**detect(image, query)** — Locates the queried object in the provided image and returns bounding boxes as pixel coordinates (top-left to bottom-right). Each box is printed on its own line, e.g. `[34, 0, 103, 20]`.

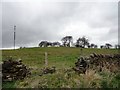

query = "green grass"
[1, 47, 120, 88]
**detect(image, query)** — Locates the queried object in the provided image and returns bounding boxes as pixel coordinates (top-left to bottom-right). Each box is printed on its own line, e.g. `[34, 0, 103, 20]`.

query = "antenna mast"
[14, 25, 16, 50]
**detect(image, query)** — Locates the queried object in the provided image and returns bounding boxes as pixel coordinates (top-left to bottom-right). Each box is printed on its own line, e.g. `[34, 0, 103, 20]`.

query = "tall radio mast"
[14, 25, 16, 50]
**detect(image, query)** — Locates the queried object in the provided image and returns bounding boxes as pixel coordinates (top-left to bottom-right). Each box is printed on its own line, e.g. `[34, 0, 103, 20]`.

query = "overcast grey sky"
[2, 0, 118, 48]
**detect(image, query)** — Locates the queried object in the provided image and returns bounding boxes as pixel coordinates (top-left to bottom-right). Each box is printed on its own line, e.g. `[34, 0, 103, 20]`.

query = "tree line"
[38, 36, 120, 49]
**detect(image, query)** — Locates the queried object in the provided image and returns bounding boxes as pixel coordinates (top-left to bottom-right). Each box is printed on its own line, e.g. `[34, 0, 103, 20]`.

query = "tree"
[90, 43, 95, 48]
[94, 45, 98, 48]
[76, 37, 82, 47]
[86, 43, 91, 48]
[100, 45, 105, 49]
[52, 42, 61, 47]
[39, 41, 47, 47]
[90, 43, 97, 48]
[76, 36, 89, 48]
[39, 41, 52, 47]
[61, 36, 73, 47]
[105, 43, 112, 49]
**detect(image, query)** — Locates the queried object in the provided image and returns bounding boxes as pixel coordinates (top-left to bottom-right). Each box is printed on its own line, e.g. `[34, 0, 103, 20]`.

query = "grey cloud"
[98, 27, 118, 47]
[2, 2, 118, 48]
[2, 2, 80, 48]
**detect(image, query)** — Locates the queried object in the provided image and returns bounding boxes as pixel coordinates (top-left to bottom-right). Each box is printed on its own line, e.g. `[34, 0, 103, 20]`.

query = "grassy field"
[2, 47, 120, 88]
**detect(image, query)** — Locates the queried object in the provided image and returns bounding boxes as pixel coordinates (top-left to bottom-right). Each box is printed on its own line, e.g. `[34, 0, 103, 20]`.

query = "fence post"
[45, 52, 48, 66]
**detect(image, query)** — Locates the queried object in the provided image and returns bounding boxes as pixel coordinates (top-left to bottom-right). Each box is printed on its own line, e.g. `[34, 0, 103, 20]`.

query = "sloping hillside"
[2, 47, 120, 88]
